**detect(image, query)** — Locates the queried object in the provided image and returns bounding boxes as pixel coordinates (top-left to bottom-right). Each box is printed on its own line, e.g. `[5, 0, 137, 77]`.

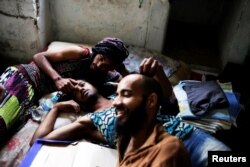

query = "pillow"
[124, 46, 180, 77]
[174, 81, 233, 133]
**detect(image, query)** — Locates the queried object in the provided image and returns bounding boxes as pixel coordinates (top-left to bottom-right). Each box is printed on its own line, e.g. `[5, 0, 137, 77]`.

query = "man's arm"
[30, 100, 107, 146]
[30, 100, 81, 145]
[33, 46, 89, 93]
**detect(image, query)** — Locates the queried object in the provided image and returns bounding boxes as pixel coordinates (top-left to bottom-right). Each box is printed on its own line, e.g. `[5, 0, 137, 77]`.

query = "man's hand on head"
[55, 78, 78, 94]
[139, 57, 163, 77]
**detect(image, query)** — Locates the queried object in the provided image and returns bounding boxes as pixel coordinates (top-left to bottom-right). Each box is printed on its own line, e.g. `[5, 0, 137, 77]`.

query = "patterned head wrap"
[92, 37, 129, 65]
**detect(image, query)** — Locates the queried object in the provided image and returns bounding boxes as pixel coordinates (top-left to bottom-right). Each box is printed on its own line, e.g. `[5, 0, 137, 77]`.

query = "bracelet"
[53, 77, 62, 81]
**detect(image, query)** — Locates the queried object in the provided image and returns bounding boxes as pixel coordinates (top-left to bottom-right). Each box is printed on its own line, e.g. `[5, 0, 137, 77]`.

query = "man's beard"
[116, 97, 148, 137]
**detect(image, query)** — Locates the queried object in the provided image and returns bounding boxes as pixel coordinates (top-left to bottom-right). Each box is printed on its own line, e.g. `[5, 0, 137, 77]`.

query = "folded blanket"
[182, 80, 228, 116]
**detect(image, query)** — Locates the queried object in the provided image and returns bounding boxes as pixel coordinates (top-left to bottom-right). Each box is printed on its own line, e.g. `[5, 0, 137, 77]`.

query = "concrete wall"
[219, 0, 250, 65]
[0, 0, 169, 65]
[169, 0, 250, 66]
[0, 0, 249, 67]
[49, 0, 169, 51]
[37, 0, 52, 52]
[0, 0, 40, 63]
[170, 0, 224, 26]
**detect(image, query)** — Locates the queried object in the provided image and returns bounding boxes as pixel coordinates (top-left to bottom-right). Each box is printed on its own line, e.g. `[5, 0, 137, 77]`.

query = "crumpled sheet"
[125, 46, 181, 77]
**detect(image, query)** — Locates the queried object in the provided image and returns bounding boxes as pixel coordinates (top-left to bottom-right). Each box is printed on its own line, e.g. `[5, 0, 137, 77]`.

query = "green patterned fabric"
[0, 66, 35, 141]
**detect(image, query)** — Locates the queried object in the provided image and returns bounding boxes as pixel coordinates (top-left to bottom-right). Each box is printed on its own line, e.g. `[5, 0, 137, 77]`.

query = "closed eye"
[77, 81, 85, 87]
[120, 90, 132, 97]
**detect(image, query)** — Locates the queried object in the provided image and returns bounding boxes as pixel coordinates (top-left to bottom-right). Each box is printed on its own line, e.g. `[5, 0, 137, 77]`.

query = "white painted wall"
[49, 0, 169, 52]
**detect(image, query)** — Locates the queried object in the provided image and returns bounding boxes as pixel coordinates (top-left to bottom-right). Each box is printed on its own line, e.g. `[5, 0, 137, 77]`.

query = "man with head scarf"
[32, 37, 129, 96]
[92, 37, 129, 68]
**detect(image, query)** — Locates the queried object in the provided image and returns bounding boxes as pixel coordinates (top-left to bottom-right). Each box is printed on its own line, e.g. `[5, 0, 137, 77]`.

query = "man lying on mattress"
[30, 57, 231, 167]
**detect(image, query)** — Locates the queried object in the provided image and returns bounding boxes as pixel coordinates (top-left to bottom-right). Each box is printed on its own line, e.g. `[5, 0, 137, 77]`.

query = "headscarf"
[92, 37, 129, 65]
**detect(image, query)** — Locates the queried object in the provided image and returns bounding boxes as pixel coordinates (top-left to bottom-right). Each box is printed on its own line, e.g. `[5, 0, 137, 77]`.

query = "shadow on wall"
[0, 56, 23, 74]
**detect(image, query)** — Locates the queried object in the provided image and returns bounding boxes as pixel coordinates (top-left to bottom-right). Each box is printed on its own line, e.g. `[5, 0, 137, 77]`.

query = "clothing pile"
[174, 80, 242, 133]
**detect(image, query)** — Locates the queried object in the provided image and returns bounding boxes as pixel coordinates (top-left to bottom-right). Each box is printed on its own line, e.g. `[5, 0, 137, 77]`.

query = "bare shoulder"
[45, 45, 87, 60]
[58, 45, 85, 53]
